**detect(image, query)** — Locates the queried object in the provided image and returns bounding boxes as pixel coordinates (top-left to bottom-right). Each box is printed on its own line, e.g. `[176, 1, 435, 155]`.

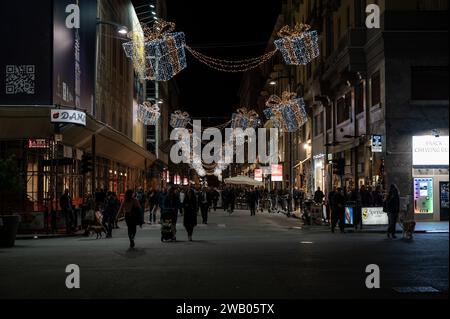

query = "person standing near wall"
[385, 184, 400, 239]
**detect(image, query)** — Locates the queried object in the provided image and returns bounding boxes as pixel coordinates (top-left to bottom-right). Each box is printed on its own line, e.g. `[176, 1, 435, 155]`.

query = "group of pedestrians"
[326, 184, 400, 238]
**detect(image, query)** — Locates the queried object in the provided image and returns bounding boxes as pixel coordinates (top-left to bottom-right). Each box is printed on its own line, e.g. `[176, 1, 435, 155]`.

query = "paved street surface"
[0, 210, 448, 299]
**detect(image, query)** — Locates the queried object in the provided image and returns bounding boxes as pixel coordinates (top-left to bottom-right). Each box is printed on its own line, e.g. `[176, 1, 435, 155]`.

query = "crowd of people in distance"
[59, 181, 401, 248]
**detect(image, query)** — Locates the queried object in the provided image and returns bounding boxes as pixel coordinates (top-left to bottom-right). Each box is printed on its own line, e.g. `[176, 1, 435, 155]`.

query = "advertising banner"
[345, 207, 354, 225]
[254, 169, 263, 182]
[362, 207, 388, 225]
[271, 164, 283, 182]
[53, 0, 97, 112]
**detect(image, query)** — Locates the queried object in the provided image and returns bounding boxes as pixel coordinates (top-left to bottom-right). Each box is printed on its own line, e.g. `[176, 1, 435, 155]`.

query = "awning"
[224, 175, 263, 187]
[0, 106, 156, 170]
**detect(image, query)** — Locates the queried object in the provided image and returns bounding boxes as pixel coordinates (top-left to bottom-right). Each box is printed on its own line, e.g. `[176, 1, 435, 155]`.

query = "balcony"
[322, 28, 367, 85]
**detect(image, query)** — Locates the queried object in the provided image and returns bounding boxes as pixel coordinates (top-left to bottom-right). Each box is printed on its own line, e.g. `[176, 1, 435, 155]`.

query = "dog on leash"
[401, 221, 416, 240]
[87, 225, 107, 239]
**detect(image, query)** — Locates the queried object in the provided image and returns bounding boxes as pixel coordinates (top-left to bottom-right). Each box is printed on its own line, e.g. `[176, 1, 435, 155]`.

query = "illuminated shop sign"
[412, 136, 449, 166]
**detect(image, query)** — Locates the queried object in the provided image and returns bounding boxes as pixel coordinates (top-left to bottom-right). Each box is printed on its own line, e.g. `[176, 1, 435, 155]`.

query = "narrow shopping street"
[1, 210, 447, 299]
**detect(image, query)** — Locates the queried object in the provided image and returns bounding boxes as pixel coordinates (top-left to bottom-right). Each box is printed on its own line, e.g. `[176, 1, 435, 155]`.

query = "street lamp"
[96, 19, 129, 36]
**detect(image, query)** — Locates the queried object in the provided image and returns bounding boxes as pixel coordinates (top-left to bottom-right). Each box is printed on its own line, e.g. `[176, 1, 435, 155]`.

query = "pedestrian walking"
[228, 187, 236, 214]
[60, 189, 74, 234]
[104, 192, 120, 237]
[183, 186, 198, 241]
[164, 187, 179, 240]
[327, 187, 337, 223]
[112, 192, 120, 229]
[212, 188, 219, 211]
[147, 188, 159, 224]
[293, 187, 301, 211]
[199, 187, 210, 224]
[179, 188, 186, 216]
[117, 189, 142, 248]
[158, 188, 168, 224]
[372, 185, 384, 207]
[135, 187, 146, 226]
[385, 184, 400, 239]
[247, 188, 257, 216]
[331, 188, 346, 233]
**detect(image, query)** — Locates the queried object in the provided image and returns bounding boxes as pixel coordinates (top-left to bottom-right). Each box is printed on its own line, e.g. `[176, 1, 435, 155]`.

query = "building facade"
[240, 0, 449, 220]
[0, 0, 170, 232]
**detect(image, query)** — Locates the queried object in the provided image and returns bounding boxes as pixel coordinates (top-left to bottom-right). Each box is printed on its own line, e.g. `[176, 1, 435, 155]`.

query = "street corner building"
[239, 0, 449, 222]
[0, 0, 175, 234]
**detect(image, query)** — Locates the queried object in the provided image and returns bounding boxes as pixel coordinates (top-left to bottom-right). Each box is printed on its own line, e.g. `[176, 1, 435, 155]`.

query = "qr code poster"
[5, 65, 35, 95]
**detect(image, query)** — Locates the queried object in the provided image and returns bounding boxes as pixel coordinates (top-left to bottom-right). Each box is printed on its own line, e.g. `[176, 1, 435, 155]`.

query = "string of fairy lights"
[125, 19, 319, 177]
[185, 46, 279, 73]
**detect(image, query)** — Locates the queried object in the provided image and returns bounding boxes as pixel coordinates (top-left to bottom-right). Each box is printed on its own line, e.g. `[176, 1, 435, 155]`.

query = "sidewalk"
[287, 212, 449, 233]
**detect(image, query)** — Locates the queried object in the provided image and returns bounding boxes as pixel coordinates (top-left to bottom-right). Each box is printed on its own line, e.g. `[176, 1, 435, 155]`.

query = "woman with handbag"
[117, 189, 142, 248]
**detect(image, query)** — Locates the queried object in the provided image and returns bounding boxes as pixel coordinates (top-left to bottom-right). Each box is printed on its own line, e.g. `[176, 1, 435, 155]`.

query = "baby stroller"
[161, 209, 175, 242]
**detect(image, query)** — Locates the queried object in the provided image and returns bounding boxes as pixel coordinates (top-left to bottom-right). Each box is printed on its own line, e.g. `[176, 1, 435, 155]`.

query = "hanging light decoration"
[274, 23, 320, 66]
[170, 110, 191, 128]
[123, 19, 187, 81]
[231, 107, 260, 146]
[185, 46, 278, 73]
[263, 91, 308, 133]
[137, 101, 161, 125]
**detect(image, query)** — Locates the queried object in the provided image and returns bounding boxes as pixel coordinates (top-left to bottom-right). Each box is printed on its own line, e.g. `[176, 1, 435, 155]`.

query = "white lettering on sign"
[51, 109, 87, 126]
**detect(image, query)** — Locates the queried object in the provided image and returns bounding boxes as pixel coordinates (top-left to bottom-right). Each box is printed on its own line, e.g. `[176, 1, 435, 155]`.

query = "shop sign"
[412, 136, 449, 166]
[362, 207, 388, 225]
[28, 139, 49, 149]
[371, 135, 382, 153]
[51, 109, 86, 126]
[254, 169, 263, 182]
[271, 164, 283, 182]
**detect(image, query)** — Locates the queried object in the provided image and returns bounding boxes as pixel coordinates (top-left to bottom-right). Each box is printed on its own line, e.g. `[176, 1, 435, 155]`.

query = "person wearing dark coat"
[314, 187, 325, 204]
[117, 189, 142, 248]
[183, 186, 198, 241]
[385, 184, 400, 239]
[164, 187, 179, 240]
[331, 188, 346, 233]
[228, 188, 236, 214]
[199, 187, 210, 224]
[60, 189, 74, 234]
[372, 185, 384, 207]
[246, 189, 257, 216]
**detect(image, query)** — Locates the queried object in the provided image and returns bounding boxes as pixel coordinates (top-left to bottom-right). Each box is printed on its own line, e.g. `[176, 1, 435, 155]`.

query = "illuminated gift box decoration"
[274, 24, 320, 66]
[231, 108, 261, 145]
[170, 110, 191, 128]
[263, 92, 308, 133]
[123, 20, 187, 81]
[144, 20, 187, 81]
[231, 108, 260, 130]
[137, 101, 160, 125]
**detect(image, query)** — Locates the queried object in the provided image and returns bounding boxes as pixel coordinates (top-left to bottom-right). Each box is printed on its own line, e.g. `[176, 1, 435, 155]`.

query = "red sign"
[28, 139, 49, 149]
[254, 169, 263, 182]
[271, 164, 283, 182]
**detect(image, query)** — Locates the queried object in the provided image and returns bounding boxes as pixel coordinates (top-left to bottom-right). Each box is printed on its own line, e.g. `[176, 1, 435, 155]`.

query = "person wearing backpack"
[117, 189, 142, 248]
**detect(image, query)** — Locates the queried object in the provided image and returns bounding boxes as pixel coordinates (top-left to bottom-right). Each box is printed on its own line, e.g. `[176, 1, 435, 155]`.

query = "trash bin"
[0, 215, 21, 247]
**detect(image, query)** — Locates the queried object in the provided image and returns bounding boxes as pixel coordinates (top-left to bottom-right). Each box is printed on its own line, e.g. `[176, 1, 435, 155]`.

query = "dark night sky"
[165, 0, 282, 125]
